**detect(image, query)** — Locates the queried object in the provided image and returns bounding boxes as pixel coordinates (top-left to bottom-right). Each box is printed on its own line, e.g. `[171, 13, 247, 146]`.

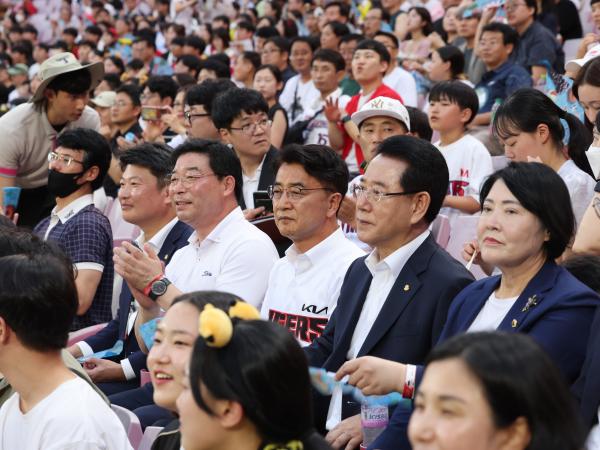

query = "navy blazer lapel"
[456, 277, 500, 331]
[498, 261, 560, 331]
[258, 147, 277, 191]
[158, 221, 192, 264]
[357, 236, 433, 357]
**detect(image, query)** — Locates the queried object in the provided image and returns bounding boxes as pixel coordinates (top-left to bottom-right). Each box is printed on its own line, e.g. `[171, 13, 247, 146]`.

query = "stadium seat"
[431, 214, 451, 248]
[111, 404, 144, 449]
[67, 323, 108, 347]
[138, 426, 164, 450]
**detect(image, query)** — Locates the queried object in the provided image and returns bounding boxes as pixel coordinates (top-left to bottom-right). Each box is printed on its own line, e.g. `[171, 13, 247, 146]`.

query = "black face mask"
[47, 169, 85, 198]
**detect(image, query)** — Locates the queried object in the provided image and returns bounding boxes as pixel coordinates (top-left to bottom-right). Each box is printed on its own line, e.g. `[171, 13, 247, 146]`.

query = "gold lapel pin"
[511, 319, 518, 328]
[403, 284, 410, 292]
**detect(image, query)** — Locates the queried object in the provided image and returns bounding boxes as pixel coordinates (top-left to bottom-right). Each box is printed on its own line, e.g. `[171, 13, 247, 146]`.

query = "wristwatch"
[149, 277, 171, 301]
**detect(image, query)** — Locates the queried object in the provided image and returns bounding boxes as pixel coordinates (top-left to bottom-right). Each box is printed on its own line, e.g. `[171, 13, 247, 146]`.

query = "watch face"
[151, 280, 168, 296]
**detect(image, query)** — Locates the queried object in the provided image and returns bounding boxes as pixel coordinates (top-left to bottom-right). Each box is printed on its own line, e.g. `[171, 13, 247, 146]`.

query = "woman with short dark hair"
[409, 332, 585, 450]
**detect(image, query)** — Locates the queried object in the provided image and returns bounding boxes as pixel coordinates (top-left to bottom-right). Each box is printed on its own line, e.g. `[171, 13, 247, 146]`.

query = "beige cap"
[30, 52, 104, 102]
[91, 90, 116, 108]
[351, 96, 411, 131]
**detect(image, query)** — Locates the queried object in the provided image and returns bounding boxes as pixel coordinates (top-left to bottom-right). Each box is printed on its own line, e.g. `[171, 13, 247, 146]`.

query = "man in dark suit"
[211, 87, 278, 212]
[67, 143, 192, 396]
[305, 135, 474, 449]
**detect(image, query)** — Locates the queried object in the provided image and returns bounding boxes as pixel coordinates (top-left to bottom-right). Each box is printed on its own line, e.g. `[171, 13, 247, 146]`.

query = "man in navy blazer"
[305, 136, 474, 448]
[67, 143, 192, 396]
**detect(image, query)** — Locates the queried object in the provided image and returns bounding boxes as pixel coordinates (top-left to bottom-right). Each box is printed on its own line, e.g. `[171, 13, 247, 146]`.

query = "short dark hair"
[185, 78, 236, 112]
[425, 332, 585, 450]
[255, 26, 280, 40]
[255, 64, 282, 83]
[211, 88, 269, 130]
[107, 55, 125, 74]
[325, 21, 350, 38]
[339, 33, 363, 46]
[435, 45, 465, 79]
[562, 254, 600, 294]
[62, 27, 78, 38]
[240, 51, 261, 71]
[375, 135, 449, 223]
[213, 14, 231, 28]
[524, 0, 538, 16]
[354, 39, 390, 64]
[46, 69, 92, 97]
[0, 250, 78, 351]
[85, 24, 103, 38]
[237, 20, 256, 33]
[178, 54, 203, 77]
[480, 162, 574, 259]
[311, 48, 345, 72]
[429, 80, 479, 125]
[264, 36, 290, 53]
[167, 23, 186, 37]
[408, 7, 434, 35]
[291, 35, 318, 52]
[274, 144, 349, 196]
[208, 52, 230, 68]
[184, 35, 207, 54]
[171, 139, 243, 201]
[146, 75, 178, 102]
[481, 22, 519, 49]
[119, 142, 173, 189]
[324, 1, 350, 18]
[102, 72, 122, 91]
[56, 128, 112, 190]
[116, 83, 141, 107]
[374, 30, 399, 48]
[200, 58, 231, 79]
[406, 106, 433, 141]
[134, 32, 156, 49]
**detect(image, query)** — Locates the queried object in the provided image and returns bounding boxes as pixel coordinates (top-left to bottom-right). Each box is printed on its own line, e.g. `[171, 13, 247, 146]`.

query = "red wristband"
[143, 273, 164, 297]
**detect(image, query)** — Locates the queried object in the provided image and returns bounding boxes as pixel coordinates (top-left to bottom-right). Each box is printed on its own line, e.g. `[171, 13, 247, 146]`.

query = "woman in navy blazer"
[336, 163, 599, 449]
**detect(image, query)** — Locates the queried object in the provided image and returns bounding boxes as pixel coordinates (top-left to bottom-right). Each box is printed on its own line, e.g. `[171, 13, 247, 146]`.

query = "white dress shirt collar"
[52, 194, 94, 225]
[364, 229, 430, 279]
[187, 207, 245, 247]
[285, 227, 347, 273]
[135, 217, 179, 254]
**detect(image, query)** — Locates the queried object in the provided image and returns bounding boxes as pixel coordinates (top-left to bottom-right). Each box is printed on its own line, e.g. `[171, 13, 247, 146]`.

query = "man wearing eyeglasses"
[113, 139, 278, 311]
[479, 0, 564, 81]
[182, 79, 236, 141]
[304, 136, 474, 448]
[260, 144, 364, 346]
[33, 128, 113, 331]
[212, 88, 279, 214]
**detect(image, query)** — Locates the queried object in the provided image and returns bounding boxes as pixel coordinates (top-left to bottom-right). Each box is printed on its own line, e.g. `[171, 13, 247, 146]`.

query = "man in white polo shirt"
[0, 52, 103, 227]
[260, 144, 364, 346]
[113, 139, 279, 313]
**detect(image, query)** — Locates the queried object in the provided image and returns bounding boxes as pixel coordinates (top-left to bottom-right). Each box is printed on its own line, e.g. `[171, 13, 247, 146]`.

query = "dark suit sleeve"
[525, 291, 597, 384]
[304, 304, 337, 368]
[126, 351, 148, 378]
[84, 316, 120, 352]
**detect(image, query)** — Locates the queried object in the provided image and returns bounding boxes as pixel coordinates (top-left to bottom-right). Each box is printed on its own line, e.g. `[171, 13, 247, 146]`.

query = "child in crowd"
[428, 80, 493, 220]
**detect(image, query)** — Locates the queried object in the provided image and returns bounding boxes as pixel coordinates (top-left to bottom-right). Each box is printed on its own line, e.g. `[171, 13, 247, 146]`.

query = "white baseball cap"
[351, 96, 411, 132]
[91, 91, 116, 108]
[565, 43, 600, 73]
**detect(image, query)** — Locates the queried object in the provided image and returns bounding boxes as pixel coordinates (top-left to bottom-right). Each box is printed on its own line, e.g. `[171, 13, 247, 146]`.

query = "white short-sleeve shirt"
[166, 207, 279, 308]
